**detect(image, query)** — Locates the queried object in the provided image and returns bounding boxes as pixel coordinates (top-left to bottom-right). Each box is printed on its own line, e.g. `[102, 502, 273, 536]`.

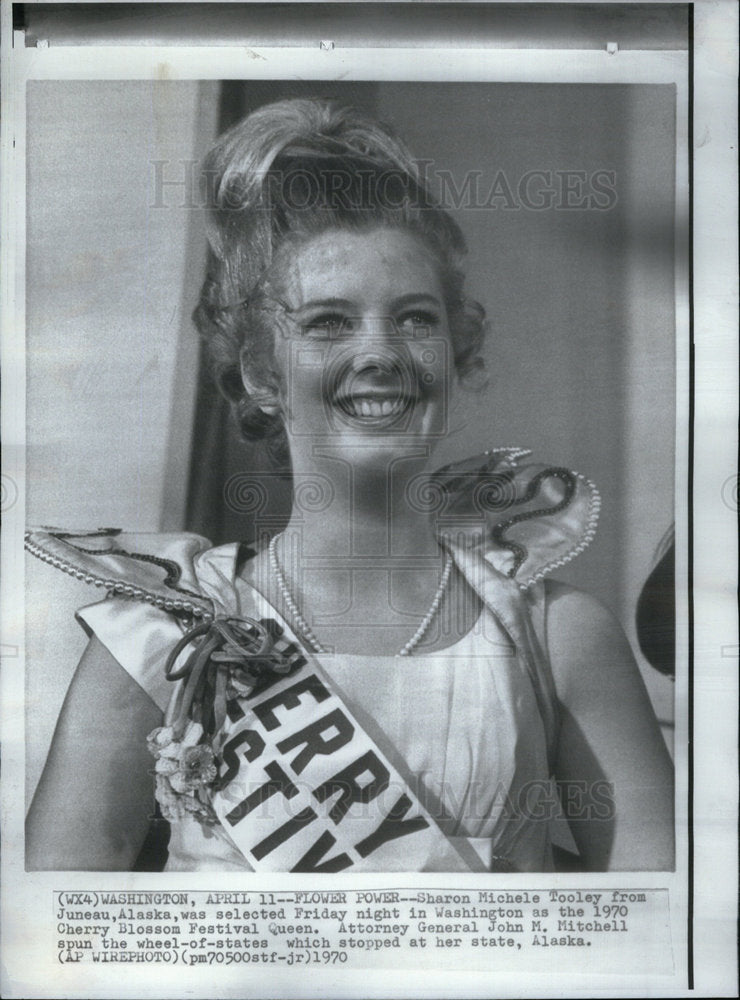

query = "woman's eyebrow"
[293, 297, 355, 313]
[293, 292, 443, 315]
[390, 293, 443, 311]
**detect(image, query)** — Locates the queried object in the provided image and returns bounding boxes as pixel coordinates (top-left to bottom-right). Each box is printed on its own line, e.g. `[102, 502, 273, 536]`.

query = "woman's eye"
[301, 314, 352, 338]
[397, 310, 439, 335]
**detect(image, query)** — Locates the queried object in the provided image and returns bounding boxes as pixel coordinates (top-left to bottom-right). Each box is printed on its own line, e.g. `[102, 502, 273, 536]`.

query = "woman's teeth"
[344, 397, 405, 417]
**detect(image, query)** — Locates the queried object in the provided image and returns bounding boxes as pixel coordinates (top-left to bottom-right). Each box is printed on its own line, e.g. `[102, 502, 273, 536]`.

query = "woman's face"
[263, 227, 454, 471]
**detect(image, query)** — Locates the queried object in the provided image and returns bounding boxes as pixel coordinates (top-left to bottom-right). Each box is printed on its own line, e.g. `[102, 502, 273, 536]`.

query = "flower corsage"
[147, 721, 219, 824]
[146, 617, 298, 827]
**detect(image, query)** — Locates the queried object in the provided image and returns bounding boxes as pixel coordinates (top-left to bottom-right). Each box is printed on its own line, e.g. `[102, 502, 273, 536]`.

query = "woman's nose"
[333, 319, 409, 386]
[347, 350, 398, 378]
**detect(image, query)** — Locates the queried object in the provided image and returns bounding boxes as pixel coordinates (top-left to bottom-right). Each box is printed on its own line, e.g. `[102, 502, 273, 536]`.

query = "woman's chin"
[331, 419, 444, 459]
[285, 402, 445, 469]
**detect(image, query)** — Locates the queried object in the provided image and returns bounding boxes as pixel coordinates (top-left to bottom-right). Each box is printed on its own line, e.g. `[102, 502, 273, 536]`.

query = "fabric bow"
[163, 616, 293, 743]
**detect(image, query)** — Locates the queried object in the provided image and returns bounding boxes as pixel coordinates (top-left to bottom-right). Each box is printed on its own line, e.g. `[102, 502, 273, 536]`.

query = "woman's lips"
[342, 396, 405, 417]
[326, 351, 422, 424]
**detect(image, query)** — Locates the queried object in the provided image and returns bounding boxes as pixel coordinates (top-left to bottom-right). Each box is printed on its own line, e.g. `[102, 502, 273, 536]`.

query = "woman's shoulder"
[543, 578, 623, 641]
[542, 578, 641, 706]
[25, 527, 247, 711]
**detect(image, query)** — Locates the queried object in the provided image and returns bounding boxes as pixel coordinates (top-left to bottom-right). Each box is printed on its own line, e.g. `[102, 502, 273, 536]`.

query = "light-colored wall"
[27, 80, 218, 530]
[25, 80, 220, 799]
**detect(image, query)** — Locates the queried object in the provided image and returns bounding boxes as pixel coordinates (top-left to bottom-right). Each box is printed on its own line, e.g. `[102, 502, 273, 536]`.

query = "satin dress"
[78, 541, 559, 872]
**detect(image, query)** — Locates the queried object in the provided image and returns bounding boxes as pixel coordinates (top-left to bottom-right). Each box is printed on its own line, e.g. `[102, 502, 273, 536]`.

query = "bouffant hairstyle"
[193, 98, 486, 451]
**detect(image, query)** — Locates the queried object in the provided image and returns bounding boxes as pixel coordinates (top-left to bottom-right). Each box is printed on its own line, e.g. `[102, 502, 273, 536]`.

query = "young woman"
[26, 98, 674, 873]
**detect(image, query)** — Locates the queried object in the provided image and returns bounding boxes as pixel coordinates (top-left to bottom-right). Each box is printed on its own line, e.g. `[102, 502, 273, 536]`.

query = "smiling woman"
[25, 98, 673, 873]
[237, 225, 474, 661]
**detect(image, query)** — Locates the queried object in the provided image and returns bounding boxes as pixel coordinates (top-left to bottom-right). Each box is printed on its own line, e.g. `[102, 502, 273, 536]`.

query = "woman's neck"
[283, 449, 441, 560]
[247, 447, 482, 656]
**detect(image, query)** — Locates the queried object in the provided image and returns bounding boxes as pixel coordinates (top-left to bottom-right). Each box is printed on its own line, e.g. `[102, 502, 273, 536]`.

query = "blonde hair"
[193, 98, 486, 449]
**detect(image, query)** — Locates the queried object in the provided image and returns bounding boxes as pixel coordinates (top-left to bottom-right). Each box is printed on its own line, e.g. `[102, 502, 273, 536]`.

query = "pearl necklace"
[268, 534, 453, 657]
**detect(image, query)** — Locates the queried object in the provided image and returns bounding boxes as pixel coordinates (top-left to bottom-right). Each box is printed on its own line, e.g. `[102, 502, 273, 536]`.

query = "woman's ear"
[239, 354, 282, 417]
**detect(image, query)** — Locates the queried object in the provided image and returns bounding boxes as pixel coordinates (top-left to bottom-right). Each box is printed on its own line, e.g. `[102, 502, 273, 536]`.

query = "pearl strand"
[268, 535, 325, 653]
[268, 534, 453, 657]
[397, 549, 453, 656]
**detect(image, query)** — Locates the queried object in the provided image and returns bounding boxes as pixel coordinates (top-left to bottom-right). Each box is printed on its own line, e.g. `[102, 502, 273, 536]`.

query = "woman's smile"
[334, 391, 414, 421]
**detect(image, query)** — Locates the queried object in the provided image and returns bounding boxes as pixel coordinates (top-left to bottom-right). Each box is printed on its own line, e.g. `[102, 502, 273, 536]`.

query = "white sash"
[208, 642, 485, 873]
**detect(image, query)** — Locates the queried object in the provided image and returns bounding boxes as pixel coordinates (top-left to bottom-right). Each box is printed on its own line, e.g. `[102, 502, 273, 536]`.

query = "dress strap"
[447, 543, 560, 774]
[522, 580, 560, 770]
